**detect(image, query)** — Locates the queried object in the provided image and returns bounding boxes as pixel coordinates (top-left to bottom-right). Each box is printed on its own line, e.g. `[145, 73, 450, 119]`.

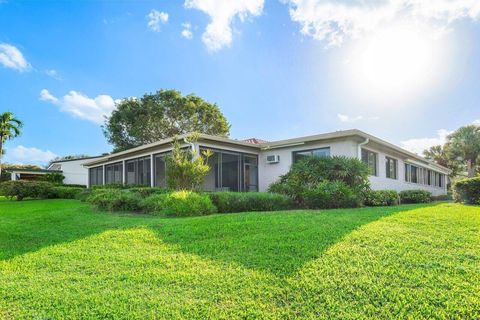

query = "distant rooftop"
[242, 138, 269, 145]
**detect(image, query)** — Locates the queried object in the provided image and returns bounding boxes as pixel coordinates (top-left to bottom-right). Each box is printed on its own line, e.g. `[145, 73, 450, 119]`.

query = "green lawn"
[0, 200, 478, 319]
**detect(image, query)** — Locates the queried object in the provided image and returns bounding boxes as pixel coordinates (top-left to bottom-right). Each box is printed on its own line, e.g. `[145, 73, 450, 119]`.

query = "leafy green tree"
[165, 135, 213, 191]
[0, 112, 23, 177]
[446, 125, 480, 177]
[104, 89, 230, 152]
[423, 144, 463, 178]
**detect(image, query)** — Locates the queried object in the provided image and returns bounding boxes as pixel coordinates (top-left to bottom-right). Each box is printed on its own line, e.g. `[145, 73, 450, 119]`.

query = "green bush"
[399, 190, 432, 204]
[364, 190, 399, 207]
[0, 180, 54, 201]
[63, 184, 87, 188]
[431, 194, 452, 202]
[268, 156, 369, 208]
[303, 180, 362, 209]
[75, 189, 92, 202]
[50, 186, 85, 199]
[91, 183, 125, 190]
[453, 177, 480, 204]
[43, 172, 65, 184]
[207, 192, 293, 213]
[128, 187, 170, 198]
[141, 191, 217, 217]
[86, 189, 142, 212]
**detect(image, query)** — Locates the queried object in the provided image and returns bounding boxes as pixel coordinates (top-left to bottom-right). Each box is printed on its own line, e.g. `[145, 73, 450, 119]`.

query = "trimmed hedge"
[86, 189, 142, 212]
[0, 180, 54, 201]
[303, 181, 362, 209]
[399, 190, 432, 204]
[364, 190, 399, 207]
[141, 191, 217, 217]
[128, 187, 170, 198]
[453, 177, 480, 204]
[49, 186, 85, 199]
[207, 192, 293, 213]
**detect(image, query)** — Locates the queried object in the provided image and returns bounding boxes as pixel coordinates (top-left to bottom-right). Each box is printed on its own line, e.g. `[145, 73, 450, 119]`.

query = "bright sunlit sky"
[1, 0, 480, 166]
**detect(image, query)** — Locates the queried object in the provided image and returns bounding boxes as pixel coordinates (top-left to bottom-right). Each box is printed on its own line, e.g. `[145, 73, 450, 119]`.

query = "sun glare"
[345, 24, 447, 103]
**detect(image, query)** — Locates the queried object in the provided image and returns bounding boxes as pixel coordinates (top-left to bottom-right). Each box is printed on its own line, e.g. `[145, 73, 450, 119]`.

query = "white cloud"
[285, 0, 480, 47]
[337, 113, 379, 123]
[4, 145, 58, 165]
[147, 9, 169, 32]
[181, 22, 193, 39]
[0, 43, 30, 72]
[473, 119, 480, 125]
[401, 129, 453, 155]
[39, 89, 116, 125]
[184, 0, 263, 51]
[45, 69, 62, 80]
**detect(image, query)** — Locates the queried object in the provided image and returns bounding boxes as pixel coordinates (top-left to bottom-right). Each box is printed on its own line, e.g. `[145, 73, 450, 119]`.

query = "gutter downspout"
[357, 138, 369, 159]
[184, 137, 197, 159]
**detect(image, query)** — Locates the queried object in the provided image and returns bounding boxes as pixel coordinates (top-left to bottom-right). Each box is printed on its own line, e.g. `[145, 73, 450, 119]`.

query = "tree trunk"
[467, 159, 475, 177]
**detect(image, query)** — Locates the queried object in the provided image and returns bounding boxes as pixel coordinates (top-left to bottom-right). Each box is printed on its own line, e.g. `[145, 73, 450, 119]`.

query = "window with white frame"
[385, 157, 397, 179]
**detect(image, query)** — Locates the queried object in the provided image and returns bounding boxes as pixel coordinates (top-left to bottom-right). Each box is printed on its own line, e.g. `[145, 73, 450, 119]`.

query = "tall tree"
[446, 125, 480, 177]
[103, 89, 231, 152]
[423, 144, 463, 178]
[0, 112, 23, 177]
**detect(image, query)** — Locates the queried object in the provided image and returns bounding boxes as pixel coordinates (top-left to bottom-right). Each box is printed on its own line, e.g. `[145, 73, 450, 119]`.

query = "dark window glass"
[293, 147, 330, 163]
[361, 149, 377, 176]
[105, 162, 123, 184]
[154, 155, 167, 188]
[411, 166, 418, 183]
[89, 166, 103, 186]
[386, 157, 397, 179]
[125, 157, 151, 186]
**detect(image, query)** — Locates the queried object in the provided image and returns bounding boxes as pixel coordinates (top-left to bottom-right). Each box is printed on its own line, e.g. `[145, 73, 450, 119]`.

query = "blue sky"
[1, 0, 480, 166]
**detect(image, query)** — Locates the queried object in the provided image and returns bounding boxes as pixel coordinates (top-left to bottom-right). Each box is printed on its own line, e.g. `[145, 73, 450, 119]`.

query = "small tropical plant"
[0, 112, 23, 177]
[165, 134, 213, 191]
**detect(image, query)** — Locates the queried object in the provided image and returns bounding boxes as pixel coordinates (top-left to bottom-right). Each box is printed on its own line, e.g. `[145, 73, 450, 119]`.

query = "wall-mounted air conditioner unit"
[266, 155, 280, 164]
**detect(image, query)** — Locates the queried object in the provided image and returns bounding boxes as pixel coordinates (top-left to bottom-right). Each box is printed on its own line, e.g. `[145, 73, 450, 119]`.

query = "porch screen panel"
[221, 153, 240, 192]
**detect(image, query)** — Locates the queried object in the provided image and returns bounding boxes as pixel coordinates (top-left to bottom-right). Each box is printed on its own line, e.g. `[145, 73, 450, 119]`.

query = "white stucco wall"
[54, 159, 95, 185]
[361, 145, 448, 196]
[258, 138, 358, 191]
[258, 138, 448, 196]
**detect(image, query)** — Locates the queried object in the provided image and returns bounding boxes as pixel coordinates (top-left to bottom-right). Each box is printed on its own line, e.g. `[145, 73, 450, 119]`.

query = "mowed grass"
[0, 200, 478, 319]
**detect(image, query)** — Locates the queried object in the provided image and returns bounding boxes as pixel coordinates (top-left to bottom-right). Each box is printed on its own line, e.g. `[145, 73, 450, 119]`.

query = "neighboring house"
[8, 156, 101, 186]
[83, 129, 450, 196]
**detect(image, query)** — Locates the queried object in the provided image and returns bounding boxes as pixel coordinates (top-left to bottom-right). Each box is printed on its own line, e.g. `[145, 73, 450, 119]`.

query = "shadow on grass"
[0, 199, 440, 277]
[152, 204, 439, 277]
[0, 199, 148, 261]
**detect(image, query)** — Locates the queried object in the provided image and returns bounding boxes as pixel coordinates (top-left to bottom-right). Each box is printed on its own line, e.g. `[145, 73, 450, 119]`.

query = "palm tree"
[0, 112, 23, 177]
[446, 125, 480, 177]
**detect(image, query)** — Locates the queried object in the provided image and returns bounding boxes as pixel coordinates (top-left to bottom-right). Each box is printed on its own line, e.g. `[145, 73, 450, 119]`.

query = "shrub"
[207, 192, 293, 213]
[43, 172, 65, 184]
[364, 190, 399, 207]
[141, 191, 217, 217]
[0, 180, 54, 201]
[50, 186, 85, 199]
[86, 189, 142, 212]
[75, 189, 92, 202]
[399, 189, 432, 204]
[303, 180, 362, 209]
[91, 183, 125, 190]
[431, 194, 452, 202]
[453, 177, 480, 204]
[63, 184, 87, 188]
[268, 156, 369, 207]
[128, 187, 170, 198]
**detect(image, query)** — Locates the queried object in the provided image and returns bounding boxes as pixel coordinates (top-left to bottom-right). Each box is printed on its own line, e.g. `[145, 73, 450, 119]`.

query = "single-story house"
[8, 156, 101, 185]
[83, 129, 450, 196]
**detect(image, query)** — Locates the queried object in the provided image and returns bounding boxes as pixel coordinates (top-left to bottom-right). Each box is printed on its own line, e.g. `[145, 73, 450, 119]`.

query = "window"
[385, 157, 397, 179]
[105, 162, 123, 184]
[125, 156, 151, 186]
[405, 163, 419, 183]
[154, 154, 167, 188]
[89, 166, 103, 186]
[292, 147, 330, 163]
[200, 148, 258, 192]
[361, 149, 377, 176]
